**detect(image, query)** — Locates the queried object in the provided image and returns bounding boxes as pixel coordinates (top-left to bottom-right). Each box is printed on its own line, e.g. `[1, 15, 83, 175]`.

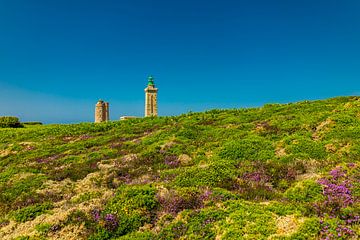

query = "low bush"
[23, 122, 43, 126]
[219, 136, 275, 162]
[220, 200, 277, 239]
[156, 187, 211, 214]
[10, 202, 53, 222]
[284, 180, 324, 203]
[0, 174, 47, 209]
[114, 231, 155, 240]
[282, 217, 321, 240]
[66, 209, 95, 229]
[158, 208, 225, 239]
[173, 160, 236, 188]
[90, 185, 158, 239]
[315, 165, 360, 239]
[286, 137, 328, 160]
[0, 116, 23, 128]
[265, 201, 304, 216]
[35, 223, 52, 235]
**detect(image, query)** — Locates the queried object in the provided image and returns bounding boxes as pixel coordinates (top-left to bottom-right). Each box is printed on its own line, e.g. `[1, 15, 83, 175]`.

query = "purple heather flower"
[91, 209, 101, 222]
[318, 165, 359, 240]
[329, 167, 346, 180]
[104, 213, 118, 231]
[164, 155, 180, 167]
[347, 163, 355, 168]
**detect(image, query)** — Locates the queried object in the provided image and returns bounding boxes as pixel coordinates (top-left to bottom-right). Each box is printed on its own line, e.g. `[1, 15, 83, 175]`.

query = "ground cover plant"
[0, 96, 359, 239]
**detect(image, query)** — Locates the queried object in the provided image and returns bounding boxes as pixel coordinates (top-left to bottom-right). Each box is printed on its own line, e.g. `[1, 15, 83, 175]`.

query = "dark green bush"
[0, 116, 23, 128]
[23, 122, 43, 126]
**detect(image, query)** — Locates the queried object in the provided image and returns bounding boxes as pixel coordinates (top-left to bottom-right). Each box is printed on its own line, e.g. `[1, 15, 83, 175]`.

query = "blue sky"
[0, 0, 360, 123]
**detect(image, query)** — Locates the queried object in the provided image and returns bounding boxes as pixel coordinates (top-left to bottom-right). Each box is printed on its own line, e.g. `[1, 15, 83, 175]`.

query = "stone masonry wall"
[144, 86, 158, 117]
[95, 100, 109, 123]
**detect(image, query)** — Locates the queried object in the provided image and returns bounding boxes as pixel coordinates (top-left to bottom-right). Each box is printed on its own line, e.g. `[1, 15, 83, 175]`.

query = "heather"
[0, 96, 360, 239]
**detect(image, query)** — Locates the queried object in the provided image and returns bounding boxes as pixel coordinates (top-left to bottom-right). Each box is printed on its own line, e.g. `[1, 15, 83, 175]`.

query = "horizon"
[2, 92, 357, 125]
[1, 0, 360, 123]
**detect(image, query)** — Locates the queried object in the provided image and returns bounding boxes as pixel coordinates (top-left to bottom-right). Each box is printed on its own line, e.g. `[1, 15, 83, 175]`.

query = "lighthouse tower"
[144, 76, 158, 117]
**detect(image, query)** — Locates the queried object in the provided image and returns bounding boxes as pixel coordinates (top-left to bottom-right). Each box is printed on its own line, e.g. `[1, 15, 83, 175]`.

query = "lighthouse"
[144, 76, 158, 117]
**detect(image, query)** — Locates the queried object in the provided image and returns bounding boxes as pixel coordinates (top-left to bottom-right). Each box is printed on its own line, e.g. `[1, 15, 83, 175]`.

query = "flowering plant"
[316, 165, 359, 239]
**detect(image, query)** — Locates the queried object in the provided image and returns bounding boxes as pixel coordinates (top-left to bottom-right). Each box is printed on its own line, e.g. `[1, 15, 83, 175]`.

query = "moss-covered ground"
[0, 96, 360, 239]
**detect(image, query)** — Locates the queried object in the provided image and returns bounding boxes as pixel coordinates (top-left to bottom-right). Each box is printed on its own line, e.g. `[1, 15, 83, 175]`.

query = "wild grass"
[1, 96, 360, 239]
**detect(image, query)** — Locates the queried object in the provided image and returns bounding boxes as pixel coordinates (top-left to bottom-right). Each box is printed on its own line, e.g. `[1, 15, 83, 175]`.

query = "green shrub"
[13, 236, 31, 240]
[286, 138, 327, 160]
[0, 116, 23, 128]
[183, 208, 225, 239]
[11, 202, 53, 222]
[220, 200, 277, 239]
[219, 136, 275, 162]
[35, 223, 52, 235]
[158, 220, 188, 239]
[158, 208, 226, 239]
[284, 180, 324, 203]
[48, 162, 97, 181]
[0, 175, 47, 206]
[71, 191, 102, 204]
[294, 217, 321, 239]
[91, 185, 158, 239]
[114, 231, 155, 239]
[210, 188, 240, 202]
[279, 217, 321, 240]
[65, 209, 95, 231]
[106, 185, 158, 213]
[265, 201, 304, 216]
[173, 160, 236, 188]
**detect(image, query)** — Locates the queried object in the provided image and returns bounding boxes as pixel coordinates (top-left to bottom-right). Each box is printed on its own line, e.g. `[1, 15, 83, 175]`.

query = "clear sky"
[0, 0, 359, 123]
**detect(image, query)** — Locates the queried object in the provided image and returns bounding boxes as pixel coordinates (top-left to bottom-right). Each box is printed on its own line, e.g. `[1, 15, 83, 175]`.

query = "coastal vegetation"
[0, 96, 359, 239]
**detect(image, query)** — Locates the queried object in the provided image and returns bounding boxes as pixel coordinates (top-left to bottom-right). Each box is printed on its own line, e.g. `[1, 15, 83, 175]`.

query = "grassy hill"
[0, 96, 359, 240]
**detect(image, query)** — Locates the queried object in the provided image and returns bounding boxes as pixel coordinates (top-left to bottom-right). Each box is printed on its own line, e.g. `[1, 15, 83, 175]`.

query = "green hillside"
[1, 97, 360, 240]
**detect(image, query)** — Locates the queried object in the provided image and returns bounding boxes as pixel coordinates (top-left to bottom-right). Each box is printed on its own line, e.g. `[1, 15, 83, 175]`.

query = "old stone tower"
[144, 76, 158, 117]
[95, 100, 109, 123]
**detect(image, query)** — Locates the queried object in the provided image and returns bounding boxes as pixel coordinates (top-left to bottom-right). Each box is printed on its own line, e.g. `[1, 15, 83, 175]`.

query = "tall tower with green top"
[144, 75, 158, 117]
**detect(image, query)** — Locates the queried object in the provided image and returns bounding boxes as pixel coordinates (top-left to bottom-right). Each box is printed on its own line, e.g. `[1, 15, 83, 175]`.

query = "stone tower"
[95, 100, 109, 123]
[104, 102, 109, 121]
[144, 76, 158, 117]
